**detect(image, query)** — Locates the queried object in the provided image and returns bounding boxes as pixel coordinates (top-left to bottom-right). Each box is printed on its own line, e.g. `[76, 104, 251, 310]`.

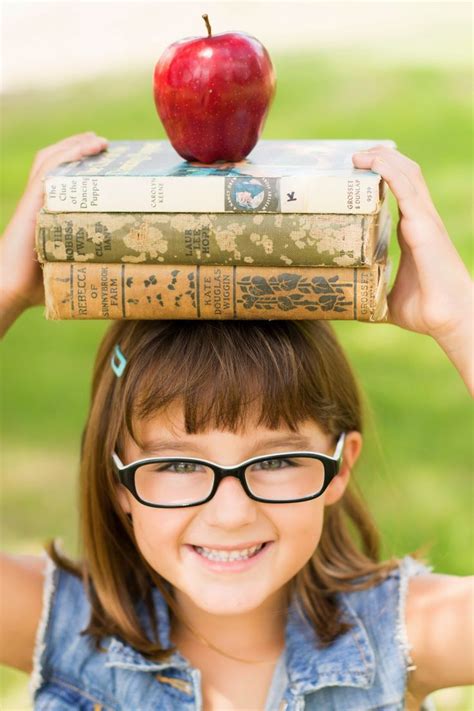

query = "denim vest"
[30, 555, 434, 710]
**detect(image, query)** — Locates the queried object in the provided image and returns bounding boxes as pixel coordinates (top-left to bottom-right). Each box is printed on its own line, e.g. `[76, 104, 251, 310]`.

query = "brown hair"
[49, 319, 397, 658]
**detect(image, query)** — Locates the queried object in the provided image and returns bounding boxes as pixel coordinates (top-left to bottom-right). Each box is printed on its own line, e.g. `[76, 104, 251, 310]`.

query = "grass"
[1, 52, 473, 709]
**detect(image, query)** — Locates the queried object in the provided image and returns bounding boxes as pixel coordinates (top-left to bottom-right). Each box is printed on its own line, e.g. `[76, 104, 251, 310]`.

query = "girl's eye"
[153, 462, 202, 474]
[253, 458, 294, 471]
[168, 462, 201, 474]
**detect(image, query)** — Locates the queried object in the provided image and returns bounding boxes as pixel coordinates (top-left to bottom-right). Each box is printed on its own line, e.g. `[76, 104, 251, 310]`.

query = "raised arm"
[0, 132, 108, 337]
[353, 147, 473, 395]
[0, 133, 108, 671]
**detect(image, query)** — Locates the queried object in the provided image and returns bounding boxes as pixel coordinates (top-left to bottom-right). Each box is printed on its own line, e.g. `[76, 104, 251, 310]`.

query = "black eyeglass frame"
[112, 432, 346, 508]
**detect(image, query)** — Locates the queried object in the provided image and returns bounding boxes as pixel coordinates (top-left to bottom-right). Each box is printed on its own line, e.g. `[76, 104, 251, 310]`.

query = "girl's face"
[118, 405, 360, 617]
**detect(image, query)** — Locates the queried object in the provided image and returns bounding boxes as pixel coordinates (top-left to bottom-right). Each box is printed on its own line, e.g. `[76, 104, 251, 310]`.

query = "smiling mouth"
[192, 542, 268, 562]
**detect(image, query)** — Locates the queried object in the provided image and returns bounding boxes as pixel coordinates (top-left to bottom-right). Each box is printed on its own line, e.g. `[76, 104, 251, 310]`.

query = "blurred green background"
[1, 52, 473, 709]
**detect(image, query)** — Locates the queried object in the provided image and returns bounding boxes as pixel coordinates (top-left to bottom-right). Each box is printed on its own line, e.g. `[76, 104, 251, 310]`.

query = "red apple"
[153, 15, 276, 163]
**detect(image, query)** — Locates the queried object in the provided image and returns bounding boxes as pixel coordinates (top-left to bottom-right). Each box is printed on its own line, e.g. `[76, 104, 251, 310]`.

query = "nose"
[201, 474, 258, 529]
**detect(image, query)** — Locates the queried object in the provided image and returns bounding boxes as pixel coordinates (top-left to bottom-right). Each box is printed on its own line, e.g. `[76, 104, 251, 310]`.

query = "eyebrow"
[139, 434, 314, 457]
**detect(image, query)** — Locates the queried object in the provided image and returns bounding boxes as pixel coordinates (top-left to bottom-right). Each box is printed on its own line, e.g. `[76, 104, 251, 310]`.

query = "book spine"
[43, 173, 385, 215]
[43, 262, 389, 322]
[36, 208, 390, 268]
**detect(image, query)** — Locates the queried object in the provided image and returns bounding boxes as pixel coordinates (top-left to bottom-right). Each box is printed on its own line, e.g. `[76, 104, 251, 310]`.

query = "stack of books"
[36, 139, 393, 321]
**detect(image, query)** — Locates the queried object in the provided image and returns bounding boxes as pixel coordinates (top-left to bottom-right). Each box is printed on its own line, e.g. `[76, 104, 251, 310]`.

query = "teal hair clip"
[111, 344, 127, 377]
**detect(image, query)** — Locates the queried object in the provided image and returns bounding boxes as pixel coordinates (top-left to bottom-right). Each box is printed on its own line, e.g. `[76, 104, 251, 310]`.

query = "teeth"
[195, 543, 264, 562]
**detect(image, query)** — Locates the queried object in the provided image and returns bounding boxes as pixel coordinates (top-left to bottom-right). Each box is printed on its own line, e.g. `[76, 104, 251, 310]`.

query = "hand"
[352, 146, 473, 394]
[0, 132, 108, 335]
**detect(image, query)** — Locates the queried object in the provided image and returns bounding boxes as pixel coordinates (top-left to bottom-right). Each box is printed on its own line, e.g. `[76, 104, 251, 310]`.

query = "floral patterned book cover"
[43, 261, 390, 322]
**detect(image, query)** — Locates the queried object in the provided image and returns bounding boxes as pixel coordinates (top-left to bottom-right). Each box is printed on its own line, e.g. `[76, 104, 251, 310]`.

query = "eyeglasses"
[112, 433, 346, 508]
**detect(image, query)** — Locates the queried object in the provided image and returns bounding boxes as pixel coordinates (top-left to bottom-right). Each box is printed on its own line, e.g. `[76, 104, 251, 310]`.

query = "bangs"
[118, 321, 342, 443]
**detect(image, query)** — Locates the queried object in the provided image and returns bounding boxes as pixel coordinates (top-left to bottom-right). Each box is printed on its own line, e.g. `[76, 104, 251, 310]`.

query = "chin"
[188, 584, 270, 616]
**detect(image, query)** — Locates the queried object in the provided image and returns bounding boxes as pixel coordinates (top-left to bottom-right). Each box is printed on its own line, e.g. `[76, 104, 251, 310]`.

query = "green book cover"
[36, 199, 390, 268]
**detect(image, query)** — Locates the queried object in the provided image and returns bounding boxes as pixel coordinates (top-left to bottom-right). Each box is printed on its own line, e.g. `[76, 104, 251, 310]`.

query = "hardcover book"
[43, 262, 389, 322]
[43, 139, 395, 215]
[35, 198, 391, 268]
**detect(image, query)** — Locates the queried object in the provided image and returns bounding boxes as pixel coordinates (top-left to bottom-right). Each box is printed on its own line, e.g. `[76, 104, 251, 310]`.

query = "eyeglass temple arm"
[112, 451, 123, 474]
[333, 432, 346, 462]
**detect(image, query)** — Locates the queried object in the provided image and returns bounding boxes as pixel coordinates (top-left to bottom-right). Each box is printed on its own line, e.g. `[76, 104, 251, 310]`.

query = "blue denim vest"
[30, 555, 434, 710]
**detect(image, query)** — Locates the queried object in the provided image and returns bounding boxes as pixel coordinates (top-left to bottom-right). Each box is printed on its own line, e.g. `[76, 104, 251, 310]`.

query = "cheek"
[274, 500, 325, 570]
[128, 504, 192, 576]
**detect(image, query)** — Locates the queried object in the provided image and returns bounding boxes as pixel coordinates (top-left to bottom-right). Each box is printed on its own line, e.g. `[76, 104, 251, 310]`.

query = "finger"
[21, 138, 108, 214]
[29, 133, 107, 180]
[352, 147, 444, 232]
[352, 149, 431, 221]
[386, 246, 420, 327]
[357, 146, 435, 203]
[29, 132, 106, 180]
[40, 136, 108, 175]
[29, 133, 95, 175]
[28, 135, 108, 186]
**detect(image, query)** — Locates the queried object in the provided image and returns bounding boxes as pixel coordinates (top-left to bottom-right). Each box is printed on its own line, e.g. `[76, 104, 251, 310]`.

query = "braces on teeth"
[195, 543, 264, 561]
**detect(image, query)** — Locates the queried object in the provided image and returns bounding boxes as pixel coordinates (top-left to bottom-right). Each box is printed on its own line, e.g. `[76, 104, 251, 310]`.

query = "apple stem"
[202, 14, 212, 37]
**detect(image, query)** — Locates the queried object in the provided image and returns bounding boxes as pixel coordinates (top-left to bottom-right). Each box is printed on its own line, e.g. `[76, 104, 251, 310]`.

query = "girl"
[0, 133, 472, 711]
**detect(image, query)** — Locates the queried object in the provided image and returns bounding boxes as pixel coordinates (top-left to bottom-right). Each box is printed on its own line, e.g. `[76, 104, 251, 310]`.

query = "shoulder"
[294, 558, 434, 711]
[338, 557, 432, 682]
[30, 555, 100, 698]
[341, 557, 474, 698]
[406, 568, 474, 618]
[31, 562, 197, 710]
[340, 555, 431, 623]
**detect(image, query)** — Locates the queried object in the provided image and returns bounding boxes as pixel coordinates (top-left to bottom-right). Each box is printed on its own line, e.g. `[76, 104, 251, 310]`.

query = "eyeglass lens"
[134, 457, 326, 505]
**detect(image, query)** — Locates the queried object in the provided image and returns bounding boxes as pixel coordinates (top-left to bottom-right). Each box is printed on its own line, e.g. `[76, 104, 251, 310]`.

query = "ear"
[116, 485, 132, 515]
[324, 431, 362, 506]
